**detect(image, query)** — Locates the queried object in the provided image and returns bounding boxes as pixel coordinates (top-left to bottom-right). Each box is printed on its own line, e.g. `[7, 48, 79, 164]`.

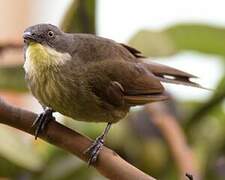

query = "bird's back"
[69, 33, 138, 63]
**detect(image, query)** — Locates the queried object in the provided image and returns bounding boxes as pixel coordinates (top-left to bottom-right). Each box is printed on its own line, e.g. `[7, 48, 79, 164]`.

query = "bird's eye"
[48, 31, 54, 37]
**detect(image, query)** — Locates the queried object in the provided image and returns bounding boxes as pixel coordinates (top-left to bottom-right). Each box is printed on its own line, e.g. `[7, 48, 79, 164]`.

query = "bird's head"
[23, 24, 71, 53]
[23, 24, 72, 71]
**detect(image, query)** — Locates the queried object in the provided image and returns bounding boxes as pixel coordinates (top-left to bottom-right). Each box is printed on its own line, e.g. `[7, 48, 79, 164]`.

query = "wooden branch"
[0, 40, 23, 54]
[0, 97, 155, 180]
[145, 103, 200, 180]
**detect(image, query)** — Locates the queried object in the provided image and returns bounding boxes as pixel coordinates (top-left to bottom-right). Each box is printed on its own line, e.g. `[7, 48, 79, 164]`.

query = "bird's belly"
[59, 94, 129, 123]
[28, 73, 69, 112]
[28, 73, 128, 123]
[53, 96, 129, 124]
[67, 104, 129, 123]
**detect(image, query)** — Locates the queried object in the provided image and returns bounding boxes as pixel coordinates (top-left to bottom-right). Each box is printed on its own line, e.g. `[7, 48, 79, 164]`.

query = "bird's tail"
[144, 61, 210, 90]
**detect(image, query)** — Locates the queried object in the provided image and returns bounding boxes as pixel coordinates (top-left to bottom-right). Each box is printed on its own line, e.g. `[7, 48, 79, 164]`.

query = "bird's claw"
[32, 108, 55, 139]
[84, 136, 104, 165]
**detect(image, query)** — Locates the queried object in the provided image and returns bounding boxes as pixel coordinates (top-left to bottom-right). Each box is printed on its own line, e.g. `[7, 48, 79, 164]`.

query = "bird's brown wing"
[120, 44, 145, 58]
[120, 44, 206, 89]
[104, 81, 168, 106]
[88, 61, 168, 106]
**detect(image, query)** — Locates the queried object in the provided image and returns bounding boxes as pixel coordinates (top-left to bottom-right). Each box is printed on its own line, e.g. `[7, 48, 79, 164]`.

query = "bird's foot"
[32, 108, 55, 139]
[84, 135, 104, 165]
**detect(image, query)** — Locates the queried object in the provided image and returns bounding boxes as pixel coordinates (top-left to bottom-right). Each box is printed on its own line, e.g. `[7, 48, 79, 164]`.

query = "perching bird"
[23, 24, 205, 164]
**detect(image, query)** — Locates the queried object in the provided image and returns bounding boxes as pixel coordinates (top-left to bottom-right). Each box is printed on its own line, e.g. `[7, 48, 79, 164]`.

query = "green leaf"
[0, 126, 43, 171]
[60, 0, 96, 34]
[0, 157, 24, 177]
[186, 74, 225, 127]
[129, 23, 225, 57]
[0, 66, 27, 92]
[166, 23, 225, 56]
[129, 30, 177, 57]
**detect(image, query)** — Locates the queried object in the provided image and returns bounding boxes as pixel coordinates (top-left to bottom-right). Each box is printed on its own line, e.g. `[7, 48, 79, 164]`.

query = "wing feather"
[88, 61, 167, 106]
[120, 43, 206, 89]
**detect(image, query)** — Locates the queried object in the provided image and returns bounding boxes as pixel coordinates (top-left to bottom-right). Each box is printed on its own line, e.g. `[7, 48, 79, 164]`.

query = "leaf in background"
[186, 74, 225, 127]
[40, 155, 82, 180]
[0, 126, 43, 171]
[129, 30, 177, 57]
[39, 155, 94, 180]
[60, 0, 96, 34]
[129, 23, 225, 58]
[0, 65, 27, 92]
[166, 24, 225, 56]
[0, 157, 24, 177]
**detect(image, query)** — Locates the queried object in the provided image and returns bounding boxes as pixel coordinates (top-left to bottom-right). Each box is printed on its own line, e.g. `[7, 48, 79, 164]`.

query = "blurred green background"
[0, 0, 225, 180]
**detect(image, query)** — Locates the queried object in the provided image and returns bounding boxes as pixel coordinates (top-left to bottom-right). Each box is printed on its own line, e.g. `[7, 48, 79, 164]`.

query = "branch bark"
[145, 103, 200, 180]
[0, 40, 22, 54]
[0, 97, 155, 180]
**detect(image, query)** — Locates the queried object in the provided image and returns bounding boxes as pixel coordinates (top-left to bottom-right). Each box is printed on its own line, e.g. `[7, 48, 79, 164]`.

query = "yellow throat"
[24, 42, 71, 74]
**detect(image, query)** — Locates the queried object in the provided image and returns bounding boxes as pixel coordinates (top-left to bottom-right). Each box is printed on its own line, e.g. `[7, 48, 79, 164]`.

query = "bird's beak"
[23, 31, 36, 43]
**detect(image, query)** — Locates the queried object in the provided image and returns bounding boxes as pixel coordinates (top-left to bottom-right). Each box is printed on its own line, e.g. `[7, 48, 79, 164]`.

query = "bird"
[23, 23, 205, 164]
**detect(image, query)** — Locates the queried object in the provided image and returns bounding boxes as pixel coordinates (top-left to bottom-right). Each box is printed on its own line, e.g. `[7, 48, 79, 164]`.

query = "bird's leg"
[32, 107, 55, 139]
[85, 122, 112, 165]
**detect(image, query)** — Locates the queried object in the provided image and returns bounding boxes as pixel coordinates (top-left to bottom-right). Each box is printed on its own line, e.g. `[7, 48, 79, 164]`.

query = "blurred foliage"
[60, 0, 96, 34]
[129, 30, 177, 57]
[186, 74, 225, 127]
[1, 0, 225, 180]
[0, 65, 27, 92]
[167, 24, 225, 56]
[129, 23, 225, 57]
[0, 126, 43, 171]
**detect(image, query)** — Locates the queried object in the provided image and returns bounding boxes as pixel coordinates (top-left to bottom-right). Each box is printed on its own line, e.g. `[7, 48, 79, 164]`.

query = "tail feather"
[156, 76, 210, 90]
[144, 62, 210, 90]
[144, 61, 197, 78]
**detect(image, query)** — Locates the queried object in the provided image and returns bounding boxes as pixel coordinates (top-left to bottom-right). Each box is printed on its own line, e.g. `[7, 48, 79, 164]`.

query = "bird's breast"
[24, 42, 73, 108]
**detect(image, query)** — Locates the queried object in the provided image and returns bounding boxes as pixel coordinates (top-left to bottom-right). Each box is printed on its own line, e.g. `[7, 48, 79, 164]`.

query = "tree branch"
[145, 103, 200, 180]
[0, 97, 155, 180]
[0, 40, 22, 54]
